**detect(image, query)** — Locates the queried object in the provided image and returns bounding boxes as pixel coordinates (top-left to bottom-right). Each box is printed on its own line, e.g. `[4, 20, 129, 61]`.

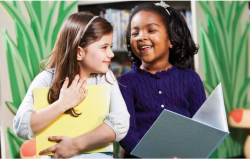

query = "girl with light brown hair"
[14, 12, 129, 158]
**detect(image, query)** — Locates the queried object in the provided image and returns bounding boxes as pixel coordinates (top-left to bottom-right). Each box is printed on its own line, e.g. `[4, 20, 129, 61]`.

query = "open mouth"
[139, 45, 153, 52]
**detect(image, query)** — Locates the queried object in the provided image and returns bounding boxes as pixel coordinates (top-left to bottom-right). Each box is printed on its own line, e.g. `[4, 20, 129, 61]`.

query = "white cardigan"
[13, 69, 130, 143]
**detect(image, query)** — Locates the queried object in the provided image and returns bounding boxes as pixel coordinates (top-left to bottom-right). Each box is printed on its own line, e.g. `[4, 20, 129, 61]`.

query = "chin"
[96, 68, 109, 74]
[140, 57, 155, 63]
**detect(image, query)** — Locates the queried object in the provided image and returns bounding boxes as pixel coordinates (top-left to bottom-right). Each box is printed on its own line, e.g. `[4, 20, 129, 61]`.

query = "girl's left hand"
[39, 136, 79, 158]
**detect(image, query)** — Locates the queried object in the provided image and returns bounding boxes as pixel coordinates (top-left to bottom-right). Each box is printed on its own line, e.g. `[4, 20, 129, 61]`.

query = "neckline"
[132, 64, 177, 78]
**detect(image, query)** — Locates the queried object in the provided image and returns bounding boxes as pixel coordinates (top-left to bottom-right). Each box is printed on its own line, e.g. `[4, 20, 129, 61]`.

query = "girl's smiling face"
[130, 11, 172, 65]
[77, 33, 114, 75]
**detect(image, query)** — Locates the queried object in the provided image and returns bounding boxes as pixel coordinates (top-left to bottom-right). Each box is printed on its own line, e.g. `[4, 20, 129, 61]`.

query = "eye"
[102, 46, 107, 49]
[132, 32, 139, 36]
[149, 30, 156, 33]
[111, 45, 113, 48]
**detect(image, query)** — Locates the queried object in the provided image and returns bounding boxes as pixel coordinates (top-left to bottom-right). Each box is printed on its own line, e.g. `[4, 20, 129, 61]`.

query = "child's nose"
[138, 36, 148, 42]
[107, 50, 114, 58]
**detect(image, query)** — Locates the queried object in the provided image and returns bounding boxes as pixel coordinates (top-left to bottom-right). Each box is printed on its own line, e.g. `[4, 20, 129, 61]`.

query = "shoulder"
[94, 69, 117, 85]
[180, 69, 205, 92]
[117, 70, 136, 84]
[39, 68, 54, 78]
[177, 68, 202, 81]
[32, 68, 54, 87]
[106, 69, 117, 84]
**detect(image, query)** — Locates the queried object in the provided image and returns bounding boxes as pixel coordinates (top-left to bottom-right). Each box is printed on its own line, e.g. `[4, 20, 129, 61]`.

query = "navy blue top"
[118, 64, 206, 155]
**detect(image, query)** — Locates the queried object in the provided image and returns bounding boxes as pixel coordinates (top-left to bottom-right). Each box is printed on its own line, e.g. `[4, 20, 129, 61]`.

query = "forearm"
[73, 122, 116, 151]
[30, 100, 65, 134]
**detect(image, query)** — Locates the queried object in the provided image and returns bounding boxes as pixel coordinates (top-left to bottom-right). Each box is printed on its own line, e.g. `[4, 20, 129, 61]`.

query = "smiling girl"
[13, 12, 129, 158]
[118, 2, 206, 157]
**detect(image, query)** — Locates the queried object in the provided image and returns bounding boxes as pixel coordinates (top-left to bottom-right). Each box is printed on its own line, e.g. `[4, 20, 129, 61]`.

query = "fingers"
[76, 79, 84, 89]
[39, 145, 56, 155]
[79, 80, 87, 94]
[81, 89, 88, 100]
[71, 74, 80, 87]
[61, 77, 69, 89]
[52, 152, 59, 159]
[49, 136, 63, 141]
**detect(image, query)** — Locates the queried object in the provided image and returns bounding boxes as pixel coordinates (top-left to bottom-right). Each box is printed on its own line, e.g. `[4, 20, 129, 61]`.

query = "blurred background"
[0, 1, 250, 158]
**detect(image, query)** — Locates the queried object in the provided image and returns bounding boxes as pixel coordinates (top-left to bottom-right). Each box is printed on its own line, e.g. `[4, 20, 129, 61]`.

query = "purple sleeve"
[118, 76, 141, 153]
[188, 71, 207, 117]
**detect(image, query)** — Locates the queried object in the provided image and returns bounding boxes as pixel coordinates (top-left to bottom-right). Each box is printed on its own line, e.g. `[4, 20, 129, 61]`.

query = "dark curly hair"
[126, 3, 198, 69]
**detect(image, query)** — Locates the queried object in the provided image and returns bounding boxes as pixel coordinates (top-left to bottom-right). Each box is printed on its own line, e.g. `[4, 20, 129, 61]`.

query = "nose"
[138, 31, 148, 42]
[107, 49, 114, 59]
[138, 35, 148, 42]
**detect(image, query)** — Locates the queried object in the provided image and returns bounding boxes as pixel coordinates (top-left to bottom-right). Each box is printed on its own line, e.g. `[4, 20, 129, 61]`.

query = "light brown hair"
[40, 12, 113, 117]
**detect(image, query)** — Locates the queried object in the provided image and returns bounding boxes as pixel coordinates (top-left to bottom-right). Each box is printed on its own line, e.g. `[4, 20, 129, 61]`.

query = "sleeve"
[117, 75, 141, 154]
[188, 70, 207, 117]
[103, 70, 130, 142]
[13, 70, 52, 140]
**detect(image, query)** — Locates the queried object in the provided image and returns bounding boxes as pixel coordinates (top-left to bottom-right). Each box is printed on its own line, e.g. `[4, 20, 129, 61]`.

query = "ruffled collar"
[132, 64, 177, 78]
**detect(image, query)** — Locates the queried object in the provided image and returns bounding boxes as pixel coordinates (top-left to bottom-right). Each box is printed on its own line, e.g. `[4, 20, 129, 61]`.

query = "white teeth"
[140, 46, 151, 49]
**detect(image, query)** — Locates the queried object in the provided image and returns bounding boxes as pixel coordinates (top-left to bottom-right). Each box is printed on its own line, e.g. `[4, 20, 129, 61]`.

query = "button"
[161, 104, 164, 108]
[159, 91, 162, 94]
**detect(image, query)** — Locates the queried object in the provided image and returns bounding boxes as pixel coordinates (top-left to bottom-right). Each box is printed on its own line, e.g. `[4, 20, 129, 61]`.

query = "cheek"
[85, 52, 102, 64]
[153, 36, 166, 50]
[130, 39, 138, 52]
[151, 34, 161, 44]
[93, 52, 106, 63]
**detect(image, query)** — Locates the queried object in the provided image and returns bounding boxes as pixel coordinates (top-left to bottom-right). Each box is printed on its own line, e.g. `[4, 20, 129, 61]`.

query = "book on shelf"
[111, 61, 132, 77]
[180, 10, 193, 36]
[103, 9, 131, 49]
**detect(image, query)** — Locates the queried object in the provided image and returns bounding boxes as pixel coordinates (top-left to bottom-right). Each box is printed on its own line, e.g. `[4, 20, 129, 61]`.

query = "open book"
[33, 84, 111, 156]
[131, 83, 229, 158]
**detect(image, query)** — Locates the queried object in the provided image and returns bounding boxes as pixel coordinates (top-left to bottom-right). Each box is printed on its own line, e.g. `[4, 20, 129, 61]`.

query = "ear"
[167, 38, 172, 48]
[77, 46, 85, 61]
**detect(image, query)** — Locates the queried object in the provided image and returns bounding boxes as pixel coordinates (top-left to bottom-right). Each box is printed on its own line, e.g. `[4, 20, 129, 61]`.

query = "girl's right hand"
[58, 74, 88, 112]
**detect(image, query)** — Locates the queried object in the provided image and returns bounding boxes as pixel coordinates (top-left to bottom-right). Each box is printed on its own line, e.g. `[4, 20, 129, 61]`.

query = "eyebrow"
[132, 23, 160, 30]
[100, 43, 113, 46]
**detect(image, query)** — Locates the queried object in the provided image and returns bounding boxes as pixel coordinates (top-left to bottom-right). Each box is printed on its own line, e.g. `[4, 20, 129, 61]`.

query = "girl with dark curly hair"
[118, 2, 206, 157]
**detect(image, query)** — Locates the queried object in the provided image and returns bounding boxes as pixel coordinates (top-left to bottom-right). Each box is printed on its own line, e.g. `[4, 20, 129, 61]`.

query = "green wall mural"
[1, 1, 77, 158]
[198, 1, 250, 158]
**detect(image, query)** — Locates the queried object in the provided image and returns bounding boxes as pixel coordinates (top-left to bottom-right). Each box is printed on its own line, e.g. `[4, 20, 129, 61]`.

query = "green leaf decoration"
[1, 1, 78, 116]
[5, 102, 18, 115]
[7, 127, 25, 158]
[198, 1, 250, 157]
[1, 1, 78, 158]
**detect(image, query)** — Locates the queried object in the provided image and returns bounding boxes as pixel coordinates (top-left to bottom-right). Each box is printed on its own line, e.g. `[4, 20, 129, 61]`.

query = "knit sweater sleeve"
[188, 70, 206, 117]
[117, 75, 141, 153]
